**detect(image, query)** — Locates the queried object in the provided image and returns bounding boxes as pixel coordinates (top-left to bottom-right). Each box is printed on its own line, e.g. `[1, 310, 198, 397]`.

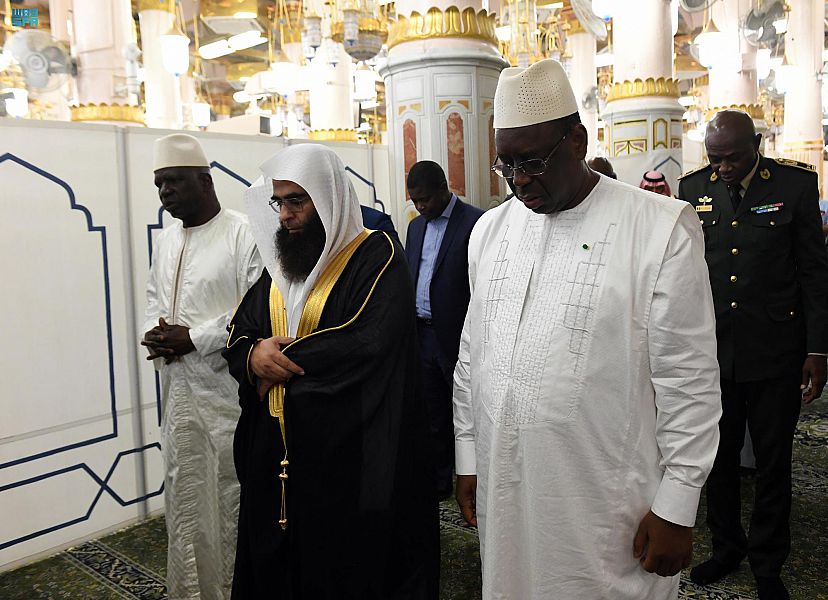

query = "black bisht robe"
[223, 231, 439, 599]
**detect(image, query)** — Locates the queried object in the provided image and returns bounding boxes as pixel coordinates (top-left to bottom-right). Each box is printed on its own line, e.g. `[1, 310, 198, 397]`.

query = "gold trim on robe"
[266, 228, 379, 529]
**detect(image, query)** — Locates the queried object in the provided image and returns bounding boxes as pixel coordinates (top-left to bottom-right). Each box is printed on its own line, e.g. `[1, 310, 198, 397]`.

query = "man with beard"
[223, 144, 438, 599]
[142, 133, 262, 599]
[453, 59, 721, 599]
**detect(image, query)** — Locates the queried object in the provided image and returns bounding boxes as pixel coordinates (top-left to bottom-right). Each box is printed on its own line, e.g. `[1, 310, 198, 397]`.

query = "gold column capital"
[705, 103, 765, 121]
[71, 103, 145, 124]
[606, 77, 680, 102]
[387, 7, 497, 49]
[308, 128, 358, 142]
[136, 0, 175, 13]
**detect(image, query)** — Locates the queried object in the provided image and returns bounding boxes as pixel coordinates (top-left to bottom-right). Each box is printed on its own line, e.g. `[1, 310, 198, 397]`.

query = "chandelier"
[320, 0, 389, 62]
[496, 0, 568, 68]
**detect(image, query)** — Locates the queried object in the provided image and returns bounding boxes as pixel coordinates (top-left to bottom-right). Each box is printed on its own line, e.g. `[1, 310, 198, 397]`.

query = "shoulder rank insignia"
[760, 168, 771, 180]
[774, 157, 817, 172]
[677, 163, 711, 180]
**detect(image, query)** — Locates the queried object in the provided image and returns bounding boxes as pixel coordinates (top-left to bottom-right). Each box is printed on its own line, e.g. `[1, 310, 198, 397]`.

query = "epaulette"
[774, 157, 817, 172]
[677, 163, 711, 180]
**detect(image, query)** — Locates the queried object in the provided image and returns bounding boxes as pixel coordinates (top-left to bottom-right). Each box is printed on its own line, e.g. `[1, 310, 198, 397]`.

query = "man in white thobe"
[453, 59, 722, 599]
[142, 134, 262, 600]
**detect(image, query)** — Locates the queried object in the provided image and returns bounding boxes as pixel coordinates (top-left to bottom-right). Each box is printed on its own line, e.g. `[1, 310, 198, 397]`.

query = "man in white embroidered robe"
[143, 134, 262, 599]
[453, 59, 722, 599]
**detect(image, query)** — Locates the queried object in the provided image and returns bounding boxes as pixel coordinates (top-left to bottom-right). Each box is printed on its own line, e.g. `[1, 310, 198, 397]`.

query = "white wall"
[0, 119, 393, 570]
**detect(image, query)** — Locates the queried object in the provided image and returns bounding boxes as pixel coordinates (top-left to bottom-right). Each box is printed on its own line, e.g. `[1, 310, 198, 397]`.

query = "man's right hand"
[249, 336, 304, 385]
[455, 474, 478, 527]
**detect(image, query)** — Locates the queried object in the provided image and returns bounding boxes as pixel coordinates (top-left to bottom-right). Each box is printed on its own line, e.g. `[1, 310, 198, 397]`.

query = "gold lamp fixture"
[496, 0, 567, 67]
[329, 0, 388, 61]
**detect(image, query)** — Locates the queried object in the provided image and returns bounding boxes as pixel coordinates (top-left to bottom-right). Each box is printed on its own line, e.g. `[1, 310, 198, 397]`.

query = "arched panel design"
[0, 153, 116, 467]
[403, 119, 418, 199]
[446, 112, 466, 197]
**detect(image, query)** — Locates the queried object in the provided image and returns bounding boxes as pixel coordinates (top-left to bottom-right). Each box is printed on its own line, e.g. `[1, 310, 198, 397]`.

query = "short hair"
[407, 161, 447, 191]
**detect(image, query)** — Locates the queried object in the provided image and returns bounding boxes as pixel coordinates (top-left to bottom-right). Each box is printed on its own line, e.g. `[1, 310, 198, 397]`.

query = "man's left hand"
[140, 317, 195, 362]
[801, 355, 827, 404]
[633, 510, 692, 577]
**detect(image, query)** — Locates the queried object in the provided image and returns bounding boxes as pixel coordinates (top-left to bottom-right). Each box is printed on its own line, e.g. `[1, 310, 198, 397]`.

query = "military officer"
[677, 110, 828, 600]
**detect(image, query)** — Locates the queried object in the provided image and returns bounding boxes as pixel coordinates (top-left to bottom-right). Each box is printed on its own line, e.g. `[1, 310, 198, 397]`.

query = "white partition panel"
[0, 120, 147, 569]
[0, 120, 393, 570]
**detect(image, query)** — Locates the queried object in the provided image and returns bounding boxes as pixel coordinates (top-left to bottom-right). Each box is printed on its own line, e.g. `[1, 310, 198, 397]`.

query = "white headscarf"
[244, 143, 365, 335]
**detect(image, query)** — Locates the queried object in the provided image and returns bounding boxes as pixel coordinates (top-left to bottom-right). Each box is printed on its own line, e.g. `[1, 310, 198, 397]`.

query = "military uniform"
[677, 155, 828, 579]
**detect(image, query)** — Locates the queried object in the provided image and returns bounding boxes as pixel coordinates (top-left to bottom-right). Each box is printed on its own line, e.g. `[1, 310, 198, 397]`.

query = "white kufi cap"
[153, 133, 210, 171]
[494, 59, 579, 129]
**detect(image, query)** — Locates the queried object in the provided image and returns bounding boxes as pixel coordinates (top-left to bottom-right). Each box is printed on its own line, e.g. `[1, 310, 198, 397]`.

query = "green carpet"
[2, 399, 826, 599]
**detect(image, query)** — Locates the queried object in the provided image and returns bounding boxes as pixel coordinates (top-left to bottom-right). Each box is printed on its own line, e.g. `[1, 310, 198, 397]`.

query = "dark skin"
[457, 117, 692, 577]
[408, 182, 452, 221]
[494, 119, 599, 215]
[141, 167, 222, 362]
[247, 180, 317, 399]
[706, 110, 827, 403]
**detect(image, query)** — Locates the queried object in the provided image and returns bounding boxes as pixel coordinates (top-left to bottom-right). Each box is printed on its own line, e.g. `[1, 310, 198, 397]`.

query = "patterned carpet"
[2, 400, 826, 600]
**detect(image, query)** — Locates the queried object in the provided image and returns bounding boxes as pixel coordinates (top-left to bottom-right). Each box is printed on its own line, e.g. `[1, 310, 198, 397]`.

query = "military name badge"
[696, 195, 713, 212]
[751, 202, 784, 214]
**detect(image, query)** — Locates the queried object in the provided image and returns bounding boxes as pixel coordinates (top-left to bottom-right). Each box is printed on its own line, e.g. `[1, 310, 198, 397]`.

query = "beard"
[275, 212, 326, 282]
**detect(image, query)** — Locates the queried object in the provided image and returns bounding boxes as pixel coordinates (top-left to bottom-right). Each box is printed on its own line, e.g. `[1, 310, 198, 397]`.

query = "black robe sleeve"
[283, 232, 411, 398]
[223, 270, 273, 406]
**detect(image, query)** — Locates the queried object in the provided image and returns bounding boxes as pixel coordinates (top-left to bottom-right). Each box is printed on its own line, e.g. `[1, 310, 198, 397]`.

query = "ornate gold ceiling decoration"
[387, 7, 498, 49]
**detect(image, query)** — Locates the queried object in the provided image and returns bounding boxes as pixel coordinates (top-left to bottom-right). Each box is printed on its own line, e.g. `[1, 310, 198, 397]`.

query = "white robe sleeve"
[453, 231, 477, 476]
[190, 228, 262, 371]
[189, 227, 263, 369]
[143, 237, 164, 371]
[647, 205, 721, 527]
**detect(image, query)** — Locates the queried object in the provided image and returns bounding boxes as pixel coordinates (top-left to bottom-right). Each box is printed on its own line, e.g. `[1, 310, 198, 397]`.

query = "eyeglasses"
[491, 133, 568, 179]
[269, 194, 309, 212]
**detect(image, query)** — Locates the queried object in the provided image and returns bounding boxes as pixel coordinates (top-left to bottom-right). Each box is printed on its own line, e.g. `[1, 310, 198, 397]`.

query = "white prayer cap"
[153, 133, 210, 171]
[493, 59, 579, 129]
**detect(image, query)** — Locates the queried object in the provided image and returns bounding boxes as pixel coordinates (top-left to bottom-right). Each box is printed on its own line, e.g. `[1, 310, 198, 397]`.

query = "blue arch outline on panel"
[145, 161, 251, 426]
[0, 444, 164, 550]
[653, 155, 682, 174]
[0, 153, 117, 470]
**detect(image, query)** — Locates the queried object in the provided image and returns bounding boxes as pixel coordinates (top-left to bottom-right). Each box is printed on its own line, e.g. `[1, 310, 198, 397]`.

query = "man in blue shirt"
[405, 161, 484, 499]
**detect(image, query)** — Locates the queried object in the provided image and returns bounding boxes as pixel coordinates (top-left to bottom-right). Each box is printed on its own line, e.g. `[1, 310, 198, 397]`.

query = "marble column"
[70, 0, 143, 125]
[602, 0, 683, 189]
[380, 0, 508, 234]
[564, 16, 598, 158]
[706, 0, 766, 137]
[782, 0, 824, 187]
[138, 0, 182, 129]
